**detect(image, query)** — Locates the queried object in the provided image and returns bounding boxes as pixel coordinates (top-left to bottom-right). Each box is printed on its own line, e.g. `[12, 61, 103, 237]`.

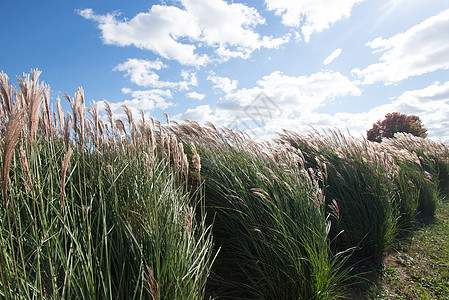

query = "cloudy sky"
[1, 0, 449, 141]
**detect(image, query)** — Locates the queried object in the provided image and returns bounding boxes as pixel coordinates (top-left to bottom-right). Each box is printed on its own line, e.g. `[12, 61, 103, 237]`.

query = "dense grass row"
[1, 71, 448, 299]
[0, 71, 214, 299]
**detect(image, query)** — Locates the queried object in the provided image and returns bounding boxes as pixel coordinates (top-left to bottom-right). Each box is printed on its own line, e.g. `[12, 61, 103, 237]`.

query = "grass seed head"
[2, 106, 27, 201]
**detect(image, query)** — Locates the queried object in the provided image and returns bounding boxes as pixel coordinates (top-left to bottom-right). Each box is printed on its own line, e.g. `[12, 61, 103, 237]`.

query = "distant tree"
[367, 112, 427, 142]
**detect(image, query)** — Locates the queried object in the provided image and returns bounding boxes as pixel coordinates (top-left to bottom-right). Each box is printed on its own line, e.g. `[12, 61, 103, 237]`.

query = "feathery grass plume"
[88, 100, 99, 144]
[64, 88, 84, 144]
[104, 100, 114, 131]
[63, 92, 75, 128]
[138, 110, 148, 142]
[76, 88, 85, 145]
[41, 85, 52, 137]
[115, 119, 126, 137]
[2, 107, 27, 201]
[190, 142, 201, 173]
[0, 71, 13, 117]
[56, 97, 64, 133]
[52, 110, 58, 134]
[139, 110, 146, 128]
[149, 118, 156, 154]
[63, 112, 72, 149]
[85, 119, 94, 145]
[14, 83, 26, 111]
[115, 119, 127, 153]
[139, 110, 153, 149]
[98, 119, 106, 144]
[122, 104, 137, 147]
[17, 70, 45, 142]
[163, 112, 170, 127]
[179, 141, 189, 182]
[122, 104, 134, 129]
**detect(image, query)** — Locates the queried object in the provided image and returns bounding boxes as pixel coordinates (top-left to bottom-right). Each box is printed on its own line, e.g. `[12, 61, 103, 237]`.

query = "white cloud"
[186, 91, 205, 100]
[173, 105, 219, 124]
[352, 9, 449, 84]
[289, 80, 449, 142]
[98, 88, 174, 123]
[207, 73, 238, 93]
[323, 48, 342, 65]
[265, 0, 364, 42]
[251, 70, 361, 112]
[176, 70, 361, 138]
[78, 0, 289, 66]
[121, 88, 174, 110]
[114, 59, 198, 90]
[78, 7, 208, 66]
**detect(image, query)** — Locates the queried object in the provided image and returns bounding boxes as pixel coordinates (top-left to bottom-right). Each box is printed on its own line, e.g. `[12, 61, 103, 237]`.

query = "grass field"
[1, 70, 449, 299]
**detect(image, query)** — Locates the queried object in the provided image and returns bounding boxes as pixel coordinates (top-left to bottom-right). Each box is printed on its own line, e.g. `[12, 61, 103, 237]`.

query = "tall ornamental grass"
[382, 132, 449, 204]
[1, 69, 448, 299]
[280, 130, 400, 259]
[174, 123, 349, 299]
[280, 129, 448, 260]
[0, 70, 214, 299]
[382, 143, 437, 222]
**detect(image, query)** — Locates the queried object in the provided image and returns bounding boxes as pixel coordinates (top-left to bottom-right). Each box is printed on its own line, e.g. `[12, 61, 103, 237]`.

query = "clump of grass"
[279, 129, 449, 261]
[382, 132, 448, 215]
[174, 123, 349, 299]
[280, 129, 400, 259]
[0, 70, 214, 299]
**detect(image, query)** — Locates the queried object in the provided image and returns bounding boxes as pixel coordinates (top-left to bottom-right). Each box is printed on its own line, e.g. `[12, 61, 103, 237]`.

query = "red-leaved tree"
[367, 112, 427, 142]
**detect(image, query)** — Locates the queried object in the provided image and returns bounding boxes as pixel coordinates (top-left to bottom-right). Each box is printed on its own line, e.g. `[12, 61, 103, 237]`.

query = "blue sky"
[1, 0, 449, 141]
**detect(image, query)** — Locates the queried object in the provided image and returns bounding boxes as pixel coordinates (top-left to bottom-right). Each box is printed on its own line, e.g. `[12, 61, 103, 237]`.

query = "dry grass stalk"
[52, 110, 58, 132]
[17, 70, 45, 142]
[144, 266, 159, 300]
[0, 71, 13, 117]
[163, 112, 170, 127]
[60, 146, 73, 210]
[190, 142, 201, 173]
[122, 104, 137, 147]
[98, 119, 105, 144]
[63, 92, 75, 132]
[328, 199, 340, 221]
[180, 142, 189, 182]
[19, 146, 33, 192]
[184, 206, 194, 237]
[115, 119, 126, 137]
[88, 101, 99, 145]
[63, 113, 72, 149]
[56, 97, 64, 133]
[104, 100, 114, 131]
[76, 88, 86, 145]
[2, 107, 27, 201]
[138, 110, 150, 145]
[42, 86, 52, 137]
[251, 188, 270, 200]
